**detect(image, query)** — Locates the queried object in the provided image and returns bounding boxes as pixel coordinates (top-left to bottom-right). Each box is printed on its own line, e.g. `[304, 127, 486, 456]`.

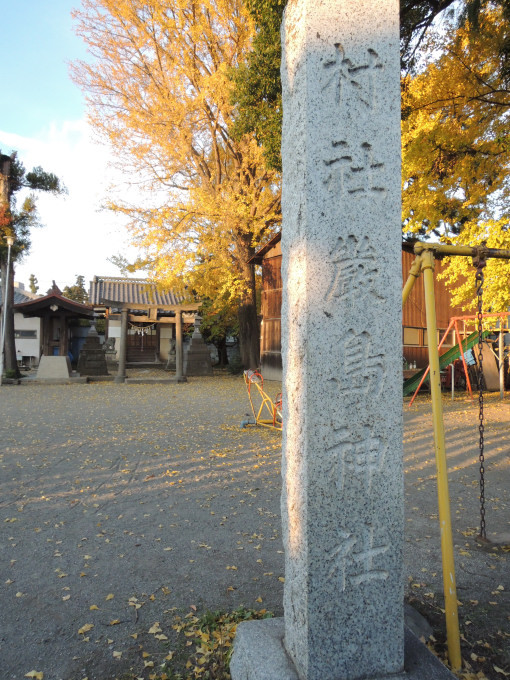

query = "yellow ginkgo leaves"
[72, 0, 280, 356]
[78, 623, 94, 636]
[402, 5, 510, 313]
[147, 621, 169, 642]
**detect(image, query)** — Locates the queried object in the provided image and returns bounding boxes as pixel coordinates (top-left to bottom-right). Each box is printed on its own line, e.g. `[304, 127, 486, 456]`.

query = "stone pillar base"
[230, 618, 456, 680]
[36, 356, 72, 380]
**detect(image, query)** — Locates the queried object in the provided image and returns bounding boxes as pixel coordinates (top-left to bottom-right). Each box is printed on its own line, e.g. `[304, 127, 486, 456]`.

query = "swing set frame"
[408, 311, 509, 406]
[403, 241, 510, 670]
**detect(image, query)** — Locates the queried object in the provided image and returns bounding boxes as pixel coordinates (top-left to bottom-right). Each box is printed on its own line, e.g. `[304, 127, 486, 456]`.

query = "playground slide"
[403, 330, 491, 397]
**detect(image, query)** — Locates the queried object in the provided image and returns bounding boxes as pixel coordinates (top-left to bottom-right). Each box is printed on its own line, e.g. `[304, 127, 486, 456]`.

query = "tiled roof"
[89, 276, 184, 307]
[13, 283, 93, 317]
[0, 285, 38, 306]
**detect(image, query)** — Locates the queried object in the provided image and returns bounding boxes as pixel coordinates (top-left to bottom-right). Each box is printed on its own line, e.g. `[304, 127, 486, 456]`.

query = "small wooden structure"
[13, 282, 93, 359]
[250, 234, 282, 380]
[89, 276, 201, 382]
[251, 235, 474, 380]
[401, 248, 471, 368]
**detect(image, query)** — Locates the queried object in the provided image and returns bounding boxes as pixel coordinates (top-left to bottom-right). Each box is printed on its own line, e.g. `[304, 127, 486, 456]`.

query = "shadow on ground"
[0, 374, 508, 679]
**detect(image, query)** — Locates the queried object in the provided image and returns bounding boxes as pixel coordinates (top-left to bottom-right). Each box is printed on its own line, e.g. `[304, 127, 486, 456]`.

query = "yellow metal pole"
[414, 241, 510, 260]
[421, 250, 462, 670]
[402, 255, 422, 307]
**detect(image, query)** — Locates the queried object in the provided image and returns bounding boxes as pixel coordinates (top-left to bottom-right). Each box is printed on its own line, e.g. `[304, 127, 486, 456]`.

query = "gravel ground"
[0, 372, 508, 679]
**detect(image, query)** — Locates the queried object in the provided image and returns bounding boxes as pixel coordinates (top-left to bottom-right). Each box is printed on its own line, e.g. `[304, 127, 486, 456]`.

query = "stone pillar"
[115, 307, 128, 383]
[279, 2, 403, 678]
[175, 309, 183, 381]
[230, 1, 436, 679]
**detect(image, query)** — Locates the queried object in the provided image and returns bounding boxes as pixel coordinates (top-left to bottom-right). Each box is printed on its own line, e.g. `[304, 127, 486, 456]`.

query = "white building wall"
[14, 313, 41, 364]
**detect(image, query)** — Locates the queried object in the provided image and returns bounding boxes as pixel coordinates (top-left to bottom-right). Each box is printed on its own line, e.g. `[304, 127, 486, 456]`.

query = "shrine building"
[88, 276, 200, 366]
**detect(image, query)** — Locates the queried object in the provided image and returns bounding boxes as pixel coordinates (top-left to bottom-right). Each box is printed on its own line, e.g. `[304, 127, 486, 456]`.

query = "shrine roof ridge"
[92, 276, 156, 284]
[89, 276, 186, 307]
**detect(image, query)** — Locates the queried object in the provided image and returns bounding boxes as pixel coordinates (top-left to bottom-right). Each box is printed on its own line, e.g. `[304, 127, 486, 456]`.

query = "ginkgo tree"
[72, 0, 281, 369]
[402, 4, 510, 311]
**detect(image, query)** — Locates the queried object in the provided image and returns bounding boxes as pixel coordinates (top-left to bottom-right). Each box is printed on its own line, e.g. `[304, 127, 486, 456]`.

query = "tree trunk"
[238, 251, 260, 369]
[1, 261, 19, 377]
[215, 336, 228, 366]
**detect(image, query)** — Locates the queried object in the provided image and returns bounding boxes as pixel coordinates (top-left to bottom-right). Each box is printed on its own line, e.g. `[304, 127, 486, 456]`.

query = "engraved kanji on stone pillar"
[323, 140, 386, 200]
[322, 43, 384, 111]
[325, 523, 390, 591]
[325, 235, 385, 305]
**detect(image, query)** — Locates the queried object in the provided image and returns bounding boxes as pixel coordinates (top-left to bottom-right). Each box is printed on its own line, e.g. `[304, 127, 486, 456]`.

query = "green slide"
[403, 329, 492, 397]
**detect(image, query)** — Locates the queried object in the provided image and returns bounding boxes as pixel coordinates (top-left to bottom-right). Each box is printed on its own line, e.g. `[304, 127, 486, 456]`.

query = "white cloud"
[0, 121, 142, 294]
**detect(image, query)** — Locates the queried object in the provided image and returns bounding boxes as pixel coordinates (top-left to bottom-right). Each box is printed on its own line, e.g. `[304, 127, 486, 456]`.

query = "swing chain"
[474, 253, 487, 540]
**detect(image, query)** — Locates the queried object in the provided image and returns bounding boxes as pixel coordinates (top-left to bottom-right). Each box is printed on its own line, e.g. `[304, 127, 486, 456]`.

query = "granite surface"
[242, 1, 404, 678]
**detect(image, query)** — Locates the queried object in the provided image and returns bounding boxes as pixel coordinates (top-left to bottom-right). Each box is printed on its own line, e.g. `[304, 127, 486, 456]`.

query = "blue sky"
[0, 0, 137, 294]
[1, 1, 86, 136]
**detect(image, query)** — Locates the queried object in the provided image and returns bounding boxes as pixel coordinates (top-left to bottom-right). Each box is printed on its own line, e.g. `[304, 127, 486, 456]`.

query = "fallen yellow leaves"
[24, 672, 43, 680]
[105, 593, 114, 600]
[78, 624, 94, 635]
[128, 596, 142, 610]
[171, 607, 273, 679]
